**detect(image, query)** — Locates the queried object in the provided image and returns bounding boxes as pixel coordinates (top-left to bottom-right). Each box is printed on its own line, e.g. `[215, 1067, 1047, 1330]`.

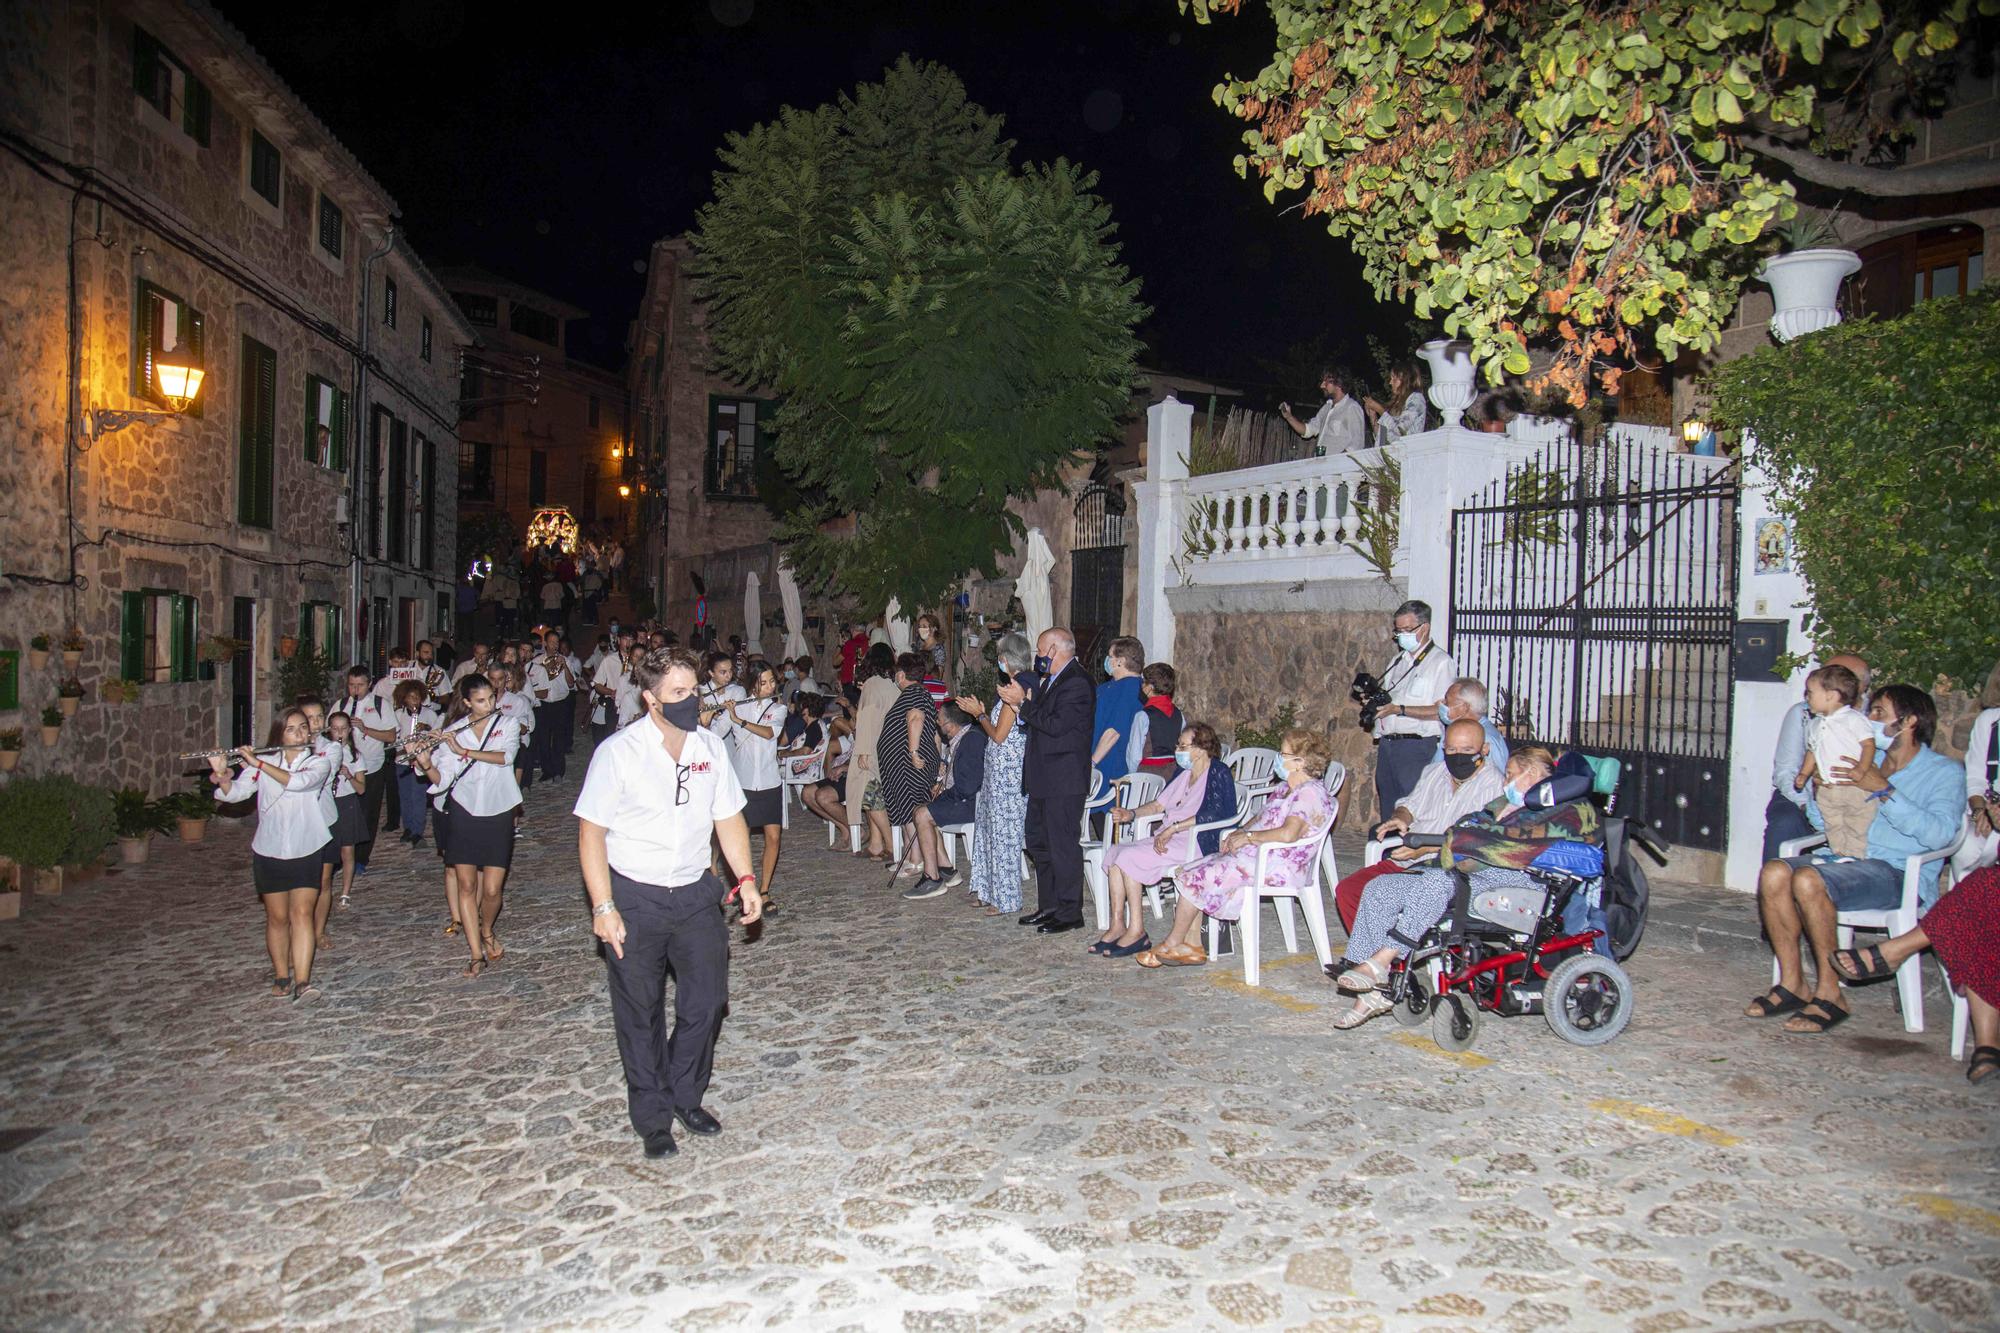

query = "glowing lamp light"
[153, 353, 205, 411]
[526, 505, 580, 554]
[617, 484, 632, 498]
[1681, 417, 1706, 444]
[612, 445, 623, 459]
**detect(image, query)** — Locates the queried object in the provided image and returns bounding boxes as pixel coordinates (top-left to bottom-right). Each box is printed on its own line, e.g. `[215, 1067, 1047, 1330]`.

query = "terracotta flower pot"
[40, 725, 60, 747]
[0, 750, 18, 772]
[29, 866, 62, 897]
[27, 649, 48, 672]
[0, 890, 18, 921]
[57, 696, 79, 718]
[119, 836, 151, 865]
[61, 649, 82, 671]
[176, 816, 209, 843]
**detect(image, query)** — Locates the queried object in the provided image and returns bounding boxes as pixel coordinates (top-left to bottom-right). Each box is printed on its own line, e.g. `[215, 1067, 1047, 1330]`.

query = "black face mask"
[1443, 752, 1482, 781]
[657, 695, 701, 731]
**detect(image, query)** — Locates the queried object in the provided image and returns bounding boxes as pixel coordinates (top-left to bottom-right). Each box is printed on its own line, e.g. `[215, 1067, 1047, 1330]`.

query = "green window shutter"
[303, 375, 320, 463]
[331, 388, 348, 472]
[120, 592, 144, 681]
[329, 605, 344, 664]
[238, 336, 275, 527]
[184, 304, 207, 419]
[134, 280, 159, 400]
[185, 76, 211, 145]
[171, 595, 196, 681]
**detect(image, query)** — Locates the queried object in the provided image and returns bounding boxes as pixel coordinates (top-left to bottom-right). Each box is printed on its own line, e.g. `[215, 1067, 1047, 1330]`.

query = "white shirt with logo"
[574, 723, 746, 887]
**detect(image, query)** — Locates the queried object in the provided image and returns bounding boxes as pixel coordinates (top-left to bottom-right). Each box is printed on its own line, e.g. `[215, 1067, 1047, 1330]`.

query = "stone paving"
[1, 753, 1997, 1331]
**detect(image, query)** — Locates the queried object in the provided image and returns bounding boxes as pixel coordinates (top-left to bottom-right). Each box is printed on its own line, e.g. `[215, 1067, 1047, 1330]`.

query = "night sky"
[220, 0, 1393, 398]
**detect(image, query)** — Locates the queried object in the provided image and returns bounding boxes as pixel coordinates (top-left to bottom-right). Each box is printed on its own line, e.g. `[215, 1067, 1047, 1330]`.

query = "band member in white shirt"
[492, 664, 538, 795]
[525, 630, 579, 786]
[591, 627, 640, 746]
[1370, 598, 1459, 821]
[697, 651, 745, 749]
[450, 641, 494, 695]
[726, 661, 789, 913]
[415, 674, 523, 978]
[372, 646, 425, 701]
[392, 682, 444, 846]
[331, 666, 396, 874]
[415, 639, 450, 704]
[208, 708, 332, 1002]
[297, 697, 343, 953]
[320, 712, 369, 911]
[575, 647, 763, 1160]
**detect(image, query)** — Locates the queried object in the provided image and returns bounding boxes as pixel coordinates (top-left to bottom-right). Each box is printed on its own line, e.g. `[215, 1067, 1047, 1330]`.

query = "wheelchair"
[1380, 753, 1661, 1053]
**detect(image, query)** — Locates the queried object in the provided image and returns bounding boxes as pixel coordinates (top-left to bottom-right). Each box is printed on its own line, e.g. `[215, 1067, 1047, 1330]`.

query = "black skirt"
[330, 793, 367, 848]
[445, 801, 517, 870]
[254, 847, 327, 894]
[741, 785, 782, 829]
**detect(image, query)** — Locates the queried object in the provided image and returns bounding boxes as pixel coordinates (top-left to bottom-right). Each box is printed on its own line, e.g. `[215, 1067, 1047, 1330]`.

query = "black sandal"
[1782, 1000, 1850, 1034]
[1833, 945, 1893, 983]
[1969, 1046, 2000, 1086]
[1745, 985, 1808, 1018]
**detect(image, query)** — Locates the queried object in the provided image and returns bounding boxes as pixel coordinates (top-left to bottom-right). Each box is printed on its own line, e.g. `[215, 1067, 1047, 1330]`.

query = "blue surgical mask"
[1173, 749, 1192, 769]
[1871, 719, 1901, 750]
[1504, 782, 1526, 806]
[1395, 630, 1420, 653]
[1437, 704, 1452, 725]
[1103, 655, 1116, 676]
[1274, 756, 1289, 780]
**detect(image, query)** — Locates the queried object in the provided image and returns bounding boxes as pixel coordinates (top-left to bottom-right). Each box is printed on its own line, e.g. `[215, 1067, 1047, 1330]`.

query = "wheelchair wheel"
[1391, 973, 1432, 1028]
[1543, 953, 1634, 1046]
[1433, 991, 1482, 1052]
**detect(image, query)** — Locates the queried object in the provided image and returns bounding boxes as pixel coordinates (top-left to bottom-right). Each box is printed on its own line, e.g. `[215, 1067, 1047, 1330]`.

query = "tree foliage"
[1709, 286, 1999, 690]
[691, 58, 1147, 615]
[1185, 0, 1989, 403]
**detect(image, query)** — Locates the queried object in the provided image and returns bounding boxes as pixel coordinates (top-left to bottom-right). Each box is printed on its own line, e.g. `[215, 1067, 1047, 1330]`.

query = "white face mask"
[1395, 629, 1420, 653]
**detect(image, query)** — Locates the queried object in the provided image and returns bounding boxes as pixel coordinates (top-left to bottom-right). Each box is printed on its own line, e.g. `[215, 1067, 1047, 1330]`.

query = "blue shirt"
[1092, 675, 1145, 787]
[1769, 700, 1810, 809]
[1432, 717, 1510, 774]
[1808, 744, 1964, 908]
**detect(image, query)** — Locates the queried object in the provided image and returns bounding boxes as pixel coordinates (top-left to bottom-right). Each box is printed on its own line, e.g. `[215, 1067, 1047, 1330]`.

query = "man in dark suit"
[1000, 627, 1097, 933]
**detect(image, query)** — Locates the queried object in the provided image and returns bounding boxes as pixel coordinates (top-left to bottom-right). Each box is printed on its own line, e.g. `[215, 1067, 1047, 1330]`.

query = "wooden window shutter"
[120, 592, 144, 681]
[171, 595, 197, 681]
[303, 375, 321, 464]
[238, 336, 276, 527]
[329, 605, 344, 663]
[132, 28, 161, 106]
[332, 387, 348, 473]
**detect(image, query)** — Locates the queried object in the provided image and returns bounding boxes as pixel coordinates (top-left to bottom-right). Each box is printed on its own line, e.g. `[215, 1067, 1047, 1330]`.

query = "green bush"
[1711, 287, 1999, 689]
[276, 648, 337, 711]
[113, 788, 170, 838]
[158, 787, 215, 822]
[40, 776, 114, 865]
[0, 777, 81, 869]
[1232, 701, 1299, 753]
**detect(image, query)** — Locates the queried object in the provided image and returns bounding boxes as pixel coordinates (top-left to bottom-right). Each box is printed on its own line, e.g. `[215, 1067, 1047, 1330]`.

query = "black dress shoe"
[1018, 910, 1054, 926]
[674, 1105, 722, 1137]
[643, 1128, 678, 1158]
[1037, 917, 1087, 934]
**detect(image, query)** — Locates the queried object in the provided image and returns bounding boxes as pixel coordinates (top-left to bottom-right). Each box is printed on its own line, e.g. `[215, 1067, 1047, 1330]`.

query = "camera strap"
[1381, 641, 1436, 696]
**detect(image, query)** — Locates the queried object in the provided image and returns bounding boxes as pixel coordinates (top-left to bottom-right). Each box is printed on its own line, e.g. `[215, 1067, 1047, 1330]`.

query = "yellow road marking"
[1589, 1097, 1741, 1147]
[1389, 1029, 1494, 1068]
[1206, 971, 1319, 1013]
[1902, 1192, 2000, 1236]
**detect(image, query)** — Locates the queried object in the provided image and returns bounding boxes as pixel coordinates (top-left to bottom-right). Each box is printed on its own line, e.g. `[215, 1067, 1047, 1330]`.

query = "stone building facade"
[442, 267, 629, 576]
[0, 0, 468, 796]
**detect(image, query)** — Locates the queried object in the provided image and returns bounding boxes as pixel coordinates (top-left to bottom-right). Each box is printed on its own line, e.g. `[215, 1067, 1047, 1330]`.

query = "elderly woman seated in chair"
[1094, 722, 1237, 958]
[1135, 729, 1337, 968]
[1330, 746, 1595, 1028]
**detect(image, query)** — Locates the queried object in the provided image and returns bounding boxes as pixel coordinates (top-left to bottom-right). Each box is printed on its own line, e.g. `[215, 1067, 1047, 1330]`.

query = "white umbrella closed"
[885, 597, 913, 653]
[1018, 527, 1056, 647]
[743, 571, 763, 658]
[776, 558, 808, 660]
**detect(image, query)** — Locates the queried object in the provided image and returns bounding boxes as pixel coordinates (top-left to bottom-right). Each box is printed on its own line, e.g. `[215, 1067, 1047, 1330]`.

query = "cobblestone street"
[2, 766, 1997, 1331]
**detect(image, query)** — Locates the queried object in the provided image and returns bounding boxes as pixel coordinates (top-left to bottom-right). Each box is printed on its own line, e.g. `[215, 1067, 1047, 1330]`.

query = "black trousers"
[1762, 788, 1816, 864]
[604, 869, 730, 1136]
[355, 764, 388, 865]
[592, 717, 616, 747]
[1024, 790, 1088, 922]
[532, 701, 569, 782]
[1374, 735, 1434, 823]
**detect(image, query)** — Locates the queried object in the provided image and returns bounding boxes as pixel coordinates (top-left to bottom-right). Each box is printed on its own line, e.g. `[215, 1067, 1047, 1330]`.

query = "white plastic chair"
[1772, 816, 1969, 1035]
[1947, 966, 1970, 1060]
[1224, 747, 1282, 797]
[1203, 810, 1341, 987]
[1149, 777, 1255, 920]
[1082, 773, 1158, 930]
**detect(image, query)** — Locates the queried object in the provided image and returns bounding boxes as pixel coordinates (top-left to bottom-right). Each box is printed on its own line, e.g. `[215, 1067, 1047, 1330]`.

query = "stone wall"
[1168, 580, 1408, 829]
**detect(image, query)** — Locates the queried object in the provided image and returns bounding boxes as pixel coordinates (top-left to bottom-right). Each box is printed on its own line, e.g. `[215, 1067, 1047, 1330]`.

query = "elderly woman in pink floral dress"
[1136, 728, 1338, 968]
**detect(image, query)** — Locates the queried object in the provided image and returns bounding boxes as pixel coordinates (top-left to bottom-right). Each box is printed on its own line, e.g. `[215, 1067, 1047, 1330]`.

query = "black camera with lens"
[1350, 671, 1392, 731]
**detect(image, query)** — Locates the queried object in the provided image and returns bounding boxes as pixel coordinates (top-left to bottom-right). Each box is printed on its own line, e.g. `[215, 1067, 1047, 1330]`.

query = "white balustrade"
[1176, 449, 1393, 581]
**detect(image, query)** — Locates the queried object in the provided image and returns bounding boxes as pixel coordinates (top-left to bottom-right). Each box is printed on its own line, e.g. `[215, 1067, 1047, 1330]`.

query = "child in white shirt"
[1796, 663, 1878, 858]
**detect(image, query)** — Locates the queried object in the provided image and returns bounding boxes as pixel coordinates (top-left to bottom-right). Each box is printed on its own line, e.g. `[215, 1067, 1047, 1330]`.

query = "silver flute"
[178, 745, 289, 761]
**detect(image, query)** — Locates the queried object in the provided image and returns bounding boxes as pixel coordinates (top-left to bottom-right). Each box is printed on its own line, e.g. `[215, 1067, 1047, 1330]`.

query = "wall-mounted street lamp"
[82, 350, 206, 445]
[618, 484, 632, 498]
[612, 445, 623, 459]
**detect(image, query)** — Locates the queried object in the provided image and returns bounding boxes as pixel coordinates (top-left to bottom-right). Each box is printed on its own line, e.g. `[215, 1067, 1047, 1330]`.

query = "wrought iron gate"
[1448, 432, 1740, 851]
[1070, 483, 1127, 668]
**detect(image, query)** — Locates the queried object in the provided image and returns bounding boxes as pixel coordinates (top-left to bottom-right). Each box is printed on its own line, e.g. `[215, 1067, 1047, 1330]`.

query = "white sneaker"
[943, 870, 964, 889]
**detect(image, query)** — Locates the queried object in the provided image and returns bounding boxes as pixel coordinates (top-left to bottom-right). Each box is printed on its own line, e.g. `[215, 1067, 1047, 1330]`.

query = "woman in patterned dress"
[874, 652, 941, 866]
[1136, 728, 1337, 968]
[1834, 864, 2000, 1085]
[958, 634, 1032, 915]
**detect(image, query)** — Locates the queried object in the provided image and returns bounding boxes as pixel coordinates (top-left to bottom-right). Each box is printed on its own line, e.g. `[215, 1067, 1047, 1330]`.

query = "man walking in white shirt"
[331, 665, 397, 873]
[525, 630, 578, 786]
[1280, 368, 1367, 456]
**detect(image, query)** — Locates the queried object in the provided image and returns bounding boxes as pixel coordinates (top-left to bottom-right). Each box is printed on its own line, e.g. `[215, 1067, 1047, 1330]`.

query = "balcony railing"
[1177, 447, 1394, 581]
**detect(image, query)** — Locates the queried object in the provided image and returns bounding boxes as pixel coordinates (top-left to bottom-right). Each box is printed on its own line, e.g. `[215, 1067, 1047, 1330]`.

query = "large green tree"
[1185, 1, 1993, 403]
[691, 58, 1146, 614]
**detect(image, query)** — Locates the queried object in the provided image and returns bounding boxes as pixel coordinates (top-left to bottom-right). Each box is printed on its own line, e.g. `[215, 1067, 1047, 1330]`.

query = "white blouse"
[701, 681, 746, 747]
[499, 691, 537, 735]
[729, 696, 788, 791]
[1375, 392, 1429, 446]
[427, 712, 524, 817]
[216, 749, 333, 859]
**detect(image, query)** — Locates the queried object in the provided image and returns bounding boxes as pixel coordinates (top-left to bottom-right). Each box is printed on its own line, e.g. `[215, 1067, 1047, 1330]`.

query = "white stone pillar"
[1135, 396, 1193, 666]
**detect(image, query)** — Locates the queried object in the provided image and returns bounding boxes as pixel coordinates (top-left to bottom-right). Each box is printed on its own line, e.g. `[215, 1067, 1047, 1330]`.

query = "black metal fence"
[1071, 483, 1126, 669]
[1448, 431, 1740, 851]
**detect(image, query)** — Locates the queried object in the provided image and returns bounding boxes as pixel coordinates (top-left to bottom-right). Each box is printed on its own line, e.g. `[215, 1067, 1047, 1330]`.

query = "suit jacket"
[1020, 662, 1097, 797]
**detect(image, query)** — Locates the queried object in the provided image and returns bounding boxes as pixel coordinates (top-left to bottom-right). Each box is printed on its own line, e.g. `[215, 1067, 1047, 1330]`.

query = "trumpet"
[178, 745, 289, 762]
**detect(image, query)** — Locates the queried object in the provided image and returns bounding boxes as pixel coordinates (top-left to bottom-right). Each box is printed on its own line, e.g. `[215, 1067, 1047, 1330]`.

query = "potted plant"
[198, 634, 249, 664]
[59, 627, 86, 671]
[1419, 338, 1479, 428]
[101, 677, 141, 704]
[53, 776, 113, 880]
[0, 728, 20, 773]
[1758, 211, 1860, 344]
[0, 856, 18, 921]
[0, 775, 74, 897]
[114, 787, 168, 864]
[40, 704, 62, 747]
[56, 677, 84, 718]
[28, 633, 51, 672]
[161, 787, 214, 843]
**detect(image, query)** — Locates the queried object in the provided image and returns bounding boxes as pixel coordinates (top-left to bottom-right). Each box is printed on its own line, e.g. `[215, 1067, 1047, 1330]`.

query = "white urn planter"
[1419, 338, 1479, 428]
[1758, 248, 1861, 343]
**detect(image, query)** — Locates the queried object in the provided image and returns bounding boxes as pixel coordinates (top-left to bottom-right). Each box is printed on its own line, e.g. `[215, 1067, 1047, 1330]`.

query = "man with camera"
[1358, 599, 1457, 822]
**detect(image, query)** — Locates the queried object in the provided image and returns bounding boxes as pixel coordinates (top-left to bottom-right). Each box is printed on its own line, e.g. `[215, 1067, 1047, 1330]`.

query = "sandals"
[1332, 991, 1394, 1029]
[336, 893, 351, 909]
[1782, 999, 1850, 1034]
[463, 957, 487, 979]
[444, 920, 462, 937]
[1337, 959, 1390, 994]
[1107, 934, 1152, 958]
[269, 975, 291, 997]
[482, 932, 505, 960]
[1088, 939, 1119, 956]
[1833, 945, 1893, 983]
[1969, 1046, 2000, 1086]
[1135, 942, 1207, 969]
[1744, 985, 1808, 1018]
[290, 981, 322, 1003]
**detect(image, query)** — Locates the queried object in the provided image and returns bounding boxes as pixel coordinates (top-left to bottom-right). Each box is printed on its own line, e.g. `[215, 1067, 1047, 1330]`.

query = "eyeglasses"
[674, 761, 692, 807]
